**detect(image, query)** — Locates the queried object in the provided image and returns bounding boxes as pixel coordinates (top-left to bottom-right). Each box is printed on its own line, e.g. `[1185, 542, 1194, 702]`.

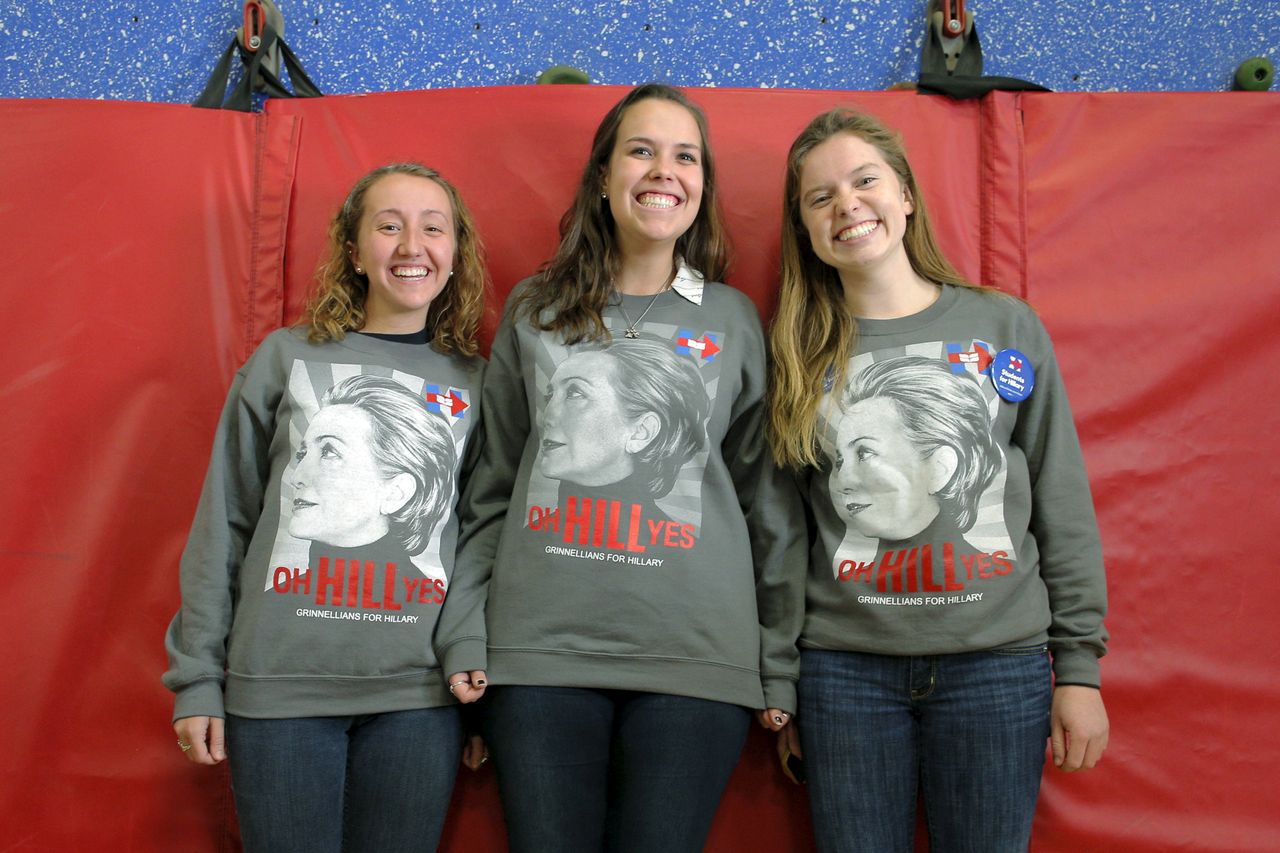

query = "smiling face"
[602, 98, 705, 260]
[538, 351, 658, 487]
[831, 396, 948, 541]
[798, 132, 915, 282]
[288, 404, 408, 548]
[348, 173, 456, 333]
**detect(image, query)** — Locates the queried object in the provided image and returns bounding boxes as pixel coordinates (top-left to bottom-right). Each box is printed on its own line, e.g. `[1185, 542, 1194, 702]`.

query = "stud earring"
[354, 266, 364, 275]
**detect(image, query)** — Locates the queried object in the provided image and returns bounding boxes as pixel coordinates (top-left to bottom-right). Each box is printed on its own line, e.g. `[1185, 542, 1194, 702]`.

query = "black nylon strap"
[193, 24, 321, 111]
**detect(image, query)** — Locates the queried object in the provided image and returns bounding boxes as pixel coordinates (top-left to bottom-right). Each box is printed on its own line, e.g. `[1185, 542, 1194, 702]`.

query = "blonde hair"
[303, 163, 487, 356]
[768, 109, 993, 468]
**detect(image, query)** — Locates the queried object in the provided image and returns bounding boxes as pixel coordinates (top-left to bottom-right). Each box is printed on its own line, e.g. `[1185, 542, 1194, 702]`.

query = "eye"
[856, 175, 878, 188]
[629, 145, 653, 158]
[807, 193, 831, 208]
[855, 446, 876, 462]
[833, 450, 844, 469]
[677, 151, 699, 164]
[318, 440, 341, 461]
[295, 446, 307, 463]
[377, 223, 400, 233]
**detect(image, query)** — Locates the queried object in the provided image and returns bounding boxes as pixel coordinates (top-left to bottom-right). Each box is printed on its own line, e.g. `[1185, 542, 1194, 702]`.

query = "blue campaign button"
[991, 348, 1034, 402]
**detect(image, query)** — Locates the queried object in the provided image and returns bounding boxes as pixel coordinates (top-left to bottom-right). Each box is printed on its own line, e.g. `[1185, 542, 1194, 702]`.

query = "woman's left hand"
[756, 707, 793, 732]
[447, 670, 488, 704]
[461, 735, 490, 770]
[1050, 684, 1109, 772]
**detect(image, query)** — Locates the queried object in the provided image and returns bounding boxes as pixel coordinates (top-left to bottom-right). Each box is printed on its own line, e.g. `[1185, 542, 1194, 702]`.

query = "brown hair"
[768, 108, 993, 468]
[513, 83, 729, 344]
[302, 162, 487, 356]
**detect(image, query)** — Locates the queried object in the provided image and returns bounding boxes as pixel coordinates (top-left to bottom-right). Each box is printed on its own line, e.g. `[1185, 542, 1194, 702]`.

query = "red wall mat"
[1, 87, 1277, 851]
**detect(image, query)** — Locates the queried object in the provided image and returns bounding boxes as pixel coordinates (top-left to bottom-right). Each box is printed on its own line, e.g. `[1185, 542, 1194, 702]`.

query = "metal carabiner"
[241, 0, 266, 52]
[941, 0, 967, 37]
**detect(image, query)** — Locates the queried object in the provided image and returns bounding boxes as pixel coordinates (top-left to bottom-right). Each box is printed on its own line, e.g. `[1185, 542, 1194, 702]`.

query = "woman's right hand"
[173, 716, 226, 766]
[447, 670, 488, 704]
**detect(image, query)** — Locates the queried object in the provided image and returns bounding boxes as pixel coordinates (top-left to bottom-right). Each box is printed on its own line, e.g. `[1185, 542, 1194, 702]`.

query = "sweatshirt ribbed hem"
[488, 648, 766, 709]
[225, 669, 453, 718]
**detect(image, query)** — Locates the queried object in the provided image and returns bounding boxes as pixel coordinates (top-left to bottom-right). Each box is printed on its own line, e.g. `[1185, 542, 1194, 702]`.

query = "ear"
[926, 445, 959, 495]
[624, 412, 661, 454]
[379, 472, 416, 516]
[346, 240, 362, 270]
[902, 184, 915, 216]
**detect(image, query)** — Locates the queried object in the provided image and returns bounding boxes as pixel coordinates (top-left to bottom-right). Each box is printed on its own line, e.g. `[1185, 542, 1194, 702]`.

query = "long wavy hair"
[302, 162, 487, 356]
[513, 83, 729, 344]
[768, 109, 994, 469]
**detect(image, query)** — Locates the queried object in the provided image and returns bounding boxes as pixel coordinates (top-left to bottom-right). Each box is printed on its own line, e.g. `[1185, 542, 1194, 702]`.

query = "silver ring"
[448, 680, 469, 695]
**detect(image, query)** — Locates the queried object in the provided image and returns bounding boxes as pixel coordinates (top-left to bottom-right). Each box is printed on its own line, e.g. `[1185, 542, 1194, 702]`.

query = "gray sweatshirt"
[799, 285, 1108, 686]
[436, 273, 806, 712]
[163, 327, 483, 719]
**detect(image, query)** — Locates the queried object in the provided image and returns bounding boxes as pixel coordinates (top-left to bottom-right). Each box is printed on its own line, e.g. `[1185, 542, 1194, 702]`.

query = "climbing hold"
[1234, 56, 1274, 91]
[537, 65, 590, 85]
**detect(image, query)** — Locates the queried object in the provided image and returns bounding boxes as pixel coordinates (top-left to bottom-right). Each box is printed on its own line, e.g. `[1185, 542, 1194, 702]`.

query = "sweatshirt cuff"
[761, 676, 797, 715]
[1050, 646, 1102, 688]
[172, 679, 226, 723]
[439, 637, 488, 679]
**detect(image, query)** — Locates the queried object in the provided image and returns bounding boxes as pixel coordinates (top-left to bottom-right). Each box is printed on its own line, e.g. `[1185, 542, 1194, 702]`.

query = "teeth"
[838, 221, 878, 241]
[638, 193, 677, 209]
[392, 266, 429, 278]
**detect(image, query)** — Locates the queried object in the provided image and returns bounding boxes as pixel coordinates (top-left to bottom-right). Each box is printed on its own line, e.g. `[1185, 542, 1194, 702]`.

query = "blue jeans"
[481, 686, 751, 853]
[798, 647, 1052, 853]
[226, 707, 462, 853]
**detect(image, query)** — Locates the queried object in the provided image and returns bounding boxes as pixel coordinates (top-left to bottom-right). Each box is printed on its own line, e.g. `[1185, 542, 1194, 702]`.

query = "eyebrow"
[803, 163, 881, 195]
[370, 207, 450, 219]
[555, 371, 598, 385]
[308, 433, 346, 444]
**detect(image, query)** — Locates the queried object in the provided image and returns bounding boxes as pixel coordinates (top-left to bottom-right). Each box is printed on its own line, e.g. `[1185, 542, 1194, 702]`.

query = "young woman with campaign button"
[768, 109, 1110, 853]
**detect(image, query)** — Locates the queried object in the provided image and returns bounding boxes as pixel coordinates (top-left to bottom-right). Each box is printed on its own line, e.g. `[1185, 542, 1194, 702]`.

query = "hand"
[756, 707, 793, 732]
[173, 716, 226, 766]
[447, 670, 488, 704]
[776, 723, 804, 784]
[461, 735, 490, 771]
[1051, 685, 1109, 772]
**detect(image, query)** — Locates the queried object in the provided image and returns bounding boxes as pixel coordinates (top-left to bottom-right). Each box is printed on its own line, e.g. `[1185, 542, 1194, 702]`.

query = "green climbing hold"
[537, 65, 591, 85]
[1234, 56, 1274, 92]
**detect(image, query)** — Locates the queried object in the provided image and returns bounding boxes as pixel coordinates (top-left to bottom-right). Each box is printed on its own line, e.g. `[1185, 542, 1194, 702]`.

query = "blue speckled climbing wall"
[1, 0, 1276, 100]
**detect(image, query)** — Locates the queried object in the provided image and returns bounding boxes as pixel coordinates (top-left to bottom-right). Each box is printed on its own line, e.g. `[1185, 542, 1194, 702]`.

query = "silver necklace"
[615, 282, 668, 339]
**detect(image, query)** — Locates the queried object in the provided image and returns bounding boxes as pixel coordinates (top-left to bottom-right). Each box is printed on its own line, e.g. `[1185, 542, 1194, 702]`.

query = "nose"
[293, 456, 311, 488]
[293, 445, 318, 488]
[648, 153, 676, 180]
[398, 229, 423, 256]
[836, 188, 860, 217]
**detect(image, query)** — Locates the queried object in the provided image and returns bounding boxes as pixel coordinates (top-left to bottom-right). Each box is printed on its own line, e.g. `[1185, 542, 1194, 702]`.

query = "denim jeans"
[798, 647, 1052, 853]
[480, 686, 751, 853]
[226, 706, 462, 853]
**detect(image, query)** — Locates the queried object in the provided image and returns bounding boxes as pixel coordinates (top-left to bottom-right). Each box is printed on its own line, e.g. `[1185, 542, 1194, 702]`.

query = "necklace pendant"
[624, 327, 640, 339]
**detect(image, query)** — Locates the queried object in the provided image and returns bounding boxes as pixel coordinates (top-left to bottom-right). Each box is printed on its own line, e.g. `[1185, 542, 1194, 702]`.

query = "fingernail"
[476, 679, 487, 686]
